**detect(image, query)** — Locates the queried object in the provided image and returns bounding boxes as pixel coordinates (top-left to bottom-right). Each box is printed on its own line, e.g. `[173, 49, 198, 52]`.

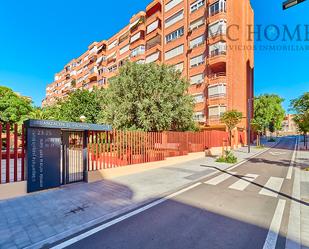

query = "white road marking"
[204, 172, 236, 185]
[262, 199, 286, 249]
[227, 139, 281, 172]
[50, 182, 202, 249]
[228, 174, 258, 191]
[269, 152, 286, 156]
[285, 136, 301, 249]
[286, 137, 298, 180]
[259, 177, 284, 198]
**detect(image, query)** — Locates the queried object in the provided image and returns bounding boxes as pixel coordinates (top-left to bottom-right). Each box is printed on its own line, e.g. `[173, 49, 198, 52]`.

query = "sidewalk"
[0, 144, 271, 249]
[285, 137, 309, 249]
[296, 141, 309, 249]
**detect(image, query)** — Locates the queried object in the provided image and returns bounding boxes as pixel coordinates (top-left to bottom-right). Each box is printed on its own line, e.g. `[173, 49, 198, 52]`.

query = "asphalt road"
[52, 136, 297, 249]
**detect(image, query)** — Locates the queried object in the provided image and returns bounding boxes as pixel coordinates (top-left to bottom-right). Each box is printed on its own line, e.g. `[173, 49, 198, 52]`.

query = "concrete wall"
[0, 181, 27, 201]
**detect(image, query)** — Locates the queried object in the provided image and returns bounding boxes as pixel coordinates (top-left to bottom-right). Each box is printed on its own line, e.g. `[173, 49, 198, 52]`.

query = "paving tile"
[1, 242, 18, 249]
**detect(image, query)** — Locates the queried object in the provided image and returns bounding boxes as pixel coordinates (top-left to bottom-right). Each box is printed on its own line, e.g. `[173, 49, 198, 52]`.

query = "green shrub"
[216, 151, 238, 164]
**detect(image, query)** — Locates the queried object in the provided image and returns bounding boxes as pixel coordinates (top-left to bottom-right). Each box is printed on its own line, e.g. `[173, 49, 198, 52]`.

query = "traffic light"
[283, 0, 306, 10]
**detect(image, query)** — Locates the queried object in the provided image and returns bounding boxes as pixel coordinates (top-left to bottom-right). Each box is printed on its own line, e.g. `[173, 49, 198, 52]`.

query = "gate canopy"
[24, 119, 112, 131]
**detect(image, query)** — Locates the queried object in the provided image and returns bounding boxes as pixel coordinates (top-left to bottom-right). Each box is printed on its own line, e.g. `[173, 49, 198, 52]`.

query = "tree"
[220, 110, 243, 147]
[253, 94, 285, 135]
[291, 92, 309, 148]
[0, 86, 33, 125]
[46, 88, 105, 123]
[251, 118, 264, 146]
[99, 62, 195, 131]
[291, 92, 309, 114]
[268, 120, 275, 137]
[293, 113, 309, 149]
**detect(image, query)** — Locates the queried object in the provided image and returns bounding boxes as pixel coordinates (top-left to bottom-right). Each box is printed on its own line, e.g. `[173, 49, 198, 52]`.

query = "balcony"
[207, 96, 226, 106]
[146, 35, 161, 53]
[208, 10, 227, 25]
[207, 115, 223, 126]
[88, 72, 97, 81]
[207, 50, 226, 70]
[208, 32, 227, 45]
[146, 0, 161, 18]
[208, 72, 226, 85]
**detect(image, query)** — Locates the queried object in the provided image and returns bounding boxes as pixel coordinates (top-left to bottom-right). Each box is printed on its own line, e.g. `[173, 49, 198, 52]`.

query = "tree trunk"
[229, 130, 232, 148]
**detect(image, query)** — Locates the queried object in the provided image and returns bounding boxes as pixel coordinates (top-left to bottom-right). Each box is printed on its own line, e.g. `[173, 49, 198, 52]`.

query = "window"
[208, 84, 226, 98]
[147, 20, 159, 34]
[108, 40, 117, 50]
[131, 45, 145, 57]
[193, 94, 204, 103]
[98, 78, 107, 86]
[108, 64, 117, 72]
[119, 32, 129, 44]
[89, 67, 97, 74]
[130, 32, 142, 43]
[208, 20, 227, 37]
[189, 17, 205, 31]
[190, 54, 204, 67]
[190, 0, 205, 13]
[145, 52, 160, 63]
[165, 44, 184, 60]
[119, 44, 130, 55]
[146, 35, 161, 50]
[209, 41, 226, 57]
[209, 105, 226, 117]
[173, 62, 184, 72]
[190, 74, 204, 84]
[165, 10, 184, 28]
[136, 59, 145, 64]
[165, 0, 183, 12]
[194, 111, 206, 122]
[209, 0, 226, 16]
[165, 27, 184, 43]
[190, 35, 205, 49]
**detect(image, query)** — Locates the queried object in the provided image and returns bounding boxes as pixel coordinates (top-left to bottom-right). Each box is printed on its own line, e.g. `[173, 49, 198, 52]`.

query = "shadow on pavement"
[200, 165, 309, 207]
[51, 191, 294, 249]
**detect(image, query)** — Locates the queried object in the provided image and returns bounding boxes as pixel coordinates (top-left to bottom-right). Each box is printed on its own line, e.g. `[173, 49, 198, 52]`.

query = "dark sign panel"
[25, 119, 112, 131]
[27, 128, 61, 193]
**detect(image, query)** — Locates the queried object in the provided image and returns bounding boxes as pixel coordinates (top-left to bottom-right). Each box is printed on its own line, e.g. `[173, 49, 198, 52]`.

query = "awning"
[96, 56, 103, 64]
[130, 18, 140, 29]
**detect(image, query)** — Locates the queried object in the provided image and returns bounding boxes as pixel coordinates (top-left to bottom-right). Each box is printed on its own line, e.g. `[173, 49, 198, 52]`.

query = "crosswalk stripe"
[228, 174, 259, 191]
[204, 172, 236, 185]
[259, 177, 284, 198]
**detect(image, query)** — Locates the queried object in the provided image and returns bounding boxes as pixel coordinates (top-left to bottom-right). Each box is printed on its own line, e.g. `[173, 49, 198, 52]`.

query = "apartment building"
[43, 0, 254, 131]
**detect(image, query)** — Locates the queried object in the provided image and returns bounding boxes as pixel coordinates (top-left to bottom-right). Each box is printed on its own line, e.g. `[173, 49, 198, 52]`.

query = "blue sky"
[0, 0, 308, 111]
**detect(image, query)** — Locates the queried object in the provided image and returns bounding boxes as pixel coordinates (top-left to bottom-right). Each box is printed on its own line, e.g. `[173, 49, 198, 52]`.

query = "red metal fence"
[87, 130, 229, 171]
[0, 122, 232, 184]
[0, 123, 25, 184]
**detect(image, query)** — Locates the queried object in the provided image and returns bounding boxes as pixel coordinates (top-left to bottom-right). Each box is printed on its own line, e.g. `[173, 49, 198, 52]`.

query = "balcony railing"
[208, 93, 226, 99]
[208, 72, 226, 79]
[209, 50, 226, 58]
[208, 9, 226, 17]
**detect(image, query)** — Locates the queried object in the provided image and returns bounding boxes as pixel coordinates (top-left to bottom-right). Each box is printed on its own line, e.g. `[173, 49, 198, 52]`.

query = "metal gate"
[62, 131, 85, 184]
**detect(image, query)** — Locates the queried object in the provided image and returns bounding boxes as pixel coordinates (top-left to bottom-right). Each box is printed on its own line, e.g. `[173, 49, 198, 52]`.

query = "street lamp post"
[283, 0, 306, 10]
[247, 98, 253, 154]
